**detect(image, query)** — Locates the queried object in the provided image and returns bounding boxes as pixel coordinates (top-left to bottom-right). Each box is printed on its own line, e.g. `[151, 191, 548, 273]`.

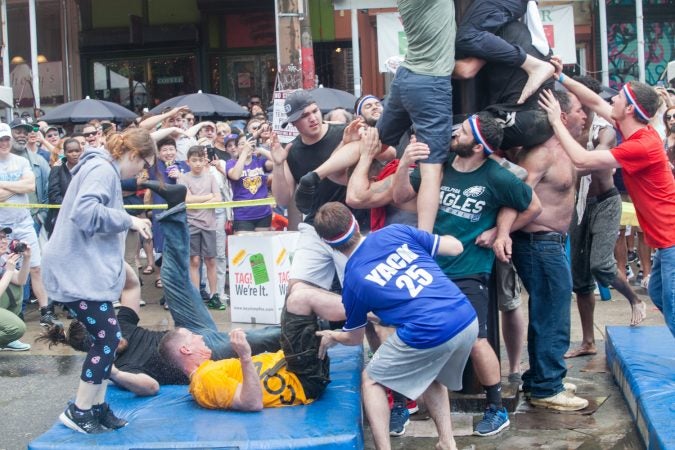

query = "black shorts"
[453, 275, 490, 339]
[116, 306, 140, 338]
[280, 308, 330, 400]
[233, 214, 272, 232]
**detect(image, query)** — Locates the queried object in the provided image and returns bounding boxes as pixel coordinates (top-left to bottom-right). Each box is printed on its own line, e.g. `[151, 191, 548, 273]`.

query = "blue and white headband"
[322, 215, 357, 247]
[468, 115, 495, 155]
[356, 95, 380, 117]
[622, 83, 651, 122]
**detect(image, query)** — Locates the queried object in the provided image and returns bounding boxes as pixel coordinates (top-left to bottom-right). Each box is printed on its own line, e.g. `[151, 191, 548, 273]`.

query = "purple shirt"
[225, 156, 272, 221]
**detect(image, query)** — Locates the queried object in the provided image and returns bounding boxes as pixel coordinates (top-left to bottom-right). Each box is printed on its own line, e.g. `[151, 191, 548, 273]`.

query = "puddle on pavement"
[0, 355, 83, 377]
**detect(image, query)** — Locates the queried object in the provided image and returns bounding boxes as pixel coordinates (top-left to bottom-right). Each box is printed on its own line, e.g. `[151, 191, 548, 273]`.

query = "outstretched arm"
[539, 90, 620, 171]
[229, 329, 263, 411]
[109, 365, 160, 396]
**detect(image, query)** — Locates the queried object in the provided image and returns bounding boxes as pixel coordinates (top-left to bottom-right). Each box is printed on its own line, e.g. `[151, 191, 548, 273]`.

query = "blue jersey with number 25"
[342, 224, 476, 349]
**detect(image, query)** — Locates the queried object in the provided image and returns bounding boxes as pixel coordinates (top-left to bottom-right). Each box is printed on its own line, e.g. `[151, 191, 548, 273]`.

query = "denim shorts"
[377, 66, 453, 165]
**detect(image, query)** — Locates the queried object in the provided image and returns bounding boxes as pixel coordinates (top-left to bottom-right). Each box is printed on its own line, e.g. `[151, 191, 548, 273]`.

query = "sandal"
[142, 265, 155, 275]
[155, 278, 163, 289]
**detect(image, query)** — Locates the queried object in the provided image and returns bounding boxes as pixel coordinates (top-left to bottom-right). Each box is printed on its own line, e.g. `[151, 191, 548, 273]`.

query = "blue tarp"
[605, 326, 675, 450]
[29, 344, 364, 450]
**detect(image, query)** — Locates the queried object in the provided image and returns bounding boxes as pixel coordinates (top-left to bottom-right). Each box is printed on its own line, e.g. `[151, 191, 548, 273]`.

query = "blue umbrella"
[40, 96, 138, 124]
[150, 90, 248, 119]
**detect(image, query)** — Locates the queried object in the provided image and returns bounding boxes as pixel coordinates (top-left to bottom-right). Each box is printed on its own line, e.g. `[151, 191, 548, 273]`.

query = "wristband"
[558, 73, 565, 83]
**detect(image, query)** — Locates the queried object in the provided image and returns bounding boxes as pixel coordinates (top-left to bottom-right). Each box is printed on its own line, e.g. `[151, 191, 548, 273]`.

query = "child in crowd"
[146, 138, 190, 290]
[178, 146, 224, 310]
[226, 135, 274, 233]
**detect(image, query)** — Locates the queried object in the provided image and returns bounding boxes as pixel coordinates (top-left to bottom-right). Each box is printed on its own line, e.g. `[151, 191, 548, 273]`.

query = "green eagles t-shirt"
[398, 0, 456, 76]
[411, 155, 532, 278]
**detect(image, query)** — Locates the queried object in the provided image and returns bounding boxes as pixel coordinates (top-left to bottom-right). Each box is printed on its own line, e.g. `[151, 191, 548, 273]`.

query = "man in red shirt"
[539, 63, 675, 338]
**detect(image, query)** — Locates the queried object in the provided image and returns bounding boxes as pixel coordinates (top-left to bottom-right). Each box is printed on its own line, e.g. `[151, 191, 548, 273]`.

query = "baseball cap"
[282, 90, 316, 127]
[223, 133, 239, 145]
[44, 124, 59, 134]
[0, 123, 11, 139]
[0, 226, 12, 235]
[9, 118, 34, 132]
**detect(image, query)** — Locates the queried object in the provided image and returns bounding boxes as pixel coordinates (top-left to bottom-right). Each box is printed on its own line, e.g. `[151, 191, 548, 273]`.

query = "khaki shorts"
[495, 259, 522, 312]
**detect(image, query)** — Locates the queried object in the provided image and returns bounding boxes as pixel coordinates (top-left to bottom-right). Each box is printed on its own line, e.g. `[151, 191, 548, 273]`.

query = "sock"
[485, 382, 503, 409]
[72, 404, 91, 417]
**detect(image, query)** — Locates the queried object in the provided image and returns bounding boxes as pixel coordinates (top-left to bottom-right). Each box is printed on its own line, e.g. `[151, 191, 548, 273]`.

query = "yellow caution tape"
[0, 197, 277, 211]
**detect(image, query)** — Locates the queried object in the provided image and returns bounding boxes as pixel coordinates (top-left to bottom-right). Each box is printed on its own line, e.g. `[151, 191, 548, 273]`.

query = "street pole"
[635, 0, 645, 83]
[1, 0, 12, 120]
[28, 0, 40, 113]
[598, 0, 609, 86]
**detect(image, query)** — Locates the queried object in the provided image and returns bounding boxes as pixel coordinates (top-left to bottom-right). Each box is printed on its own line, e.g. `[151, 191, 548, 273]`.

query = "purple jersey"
[225, 156, 272, 221]
[342, 224, 476, 349]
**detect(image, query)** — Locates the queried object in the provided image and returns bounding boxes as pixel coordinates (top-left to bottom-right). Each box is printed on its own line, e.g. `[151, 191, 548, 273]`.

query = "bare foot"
[435, 438, 458, 450]
[517, 57, 555, 104]
[630, 300, 647, 326]
[564, 344, 597, 359]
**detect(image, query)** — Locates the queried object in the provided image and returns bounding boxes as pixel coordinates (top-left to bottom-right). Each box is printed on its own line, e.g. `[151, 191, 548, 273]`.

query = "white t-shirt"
[0, 153, 32, 224]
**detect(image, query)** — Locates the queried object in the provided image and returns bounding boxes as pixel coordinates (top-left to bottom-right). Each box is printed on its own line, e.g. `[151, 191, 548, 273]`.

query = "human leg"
[648, 246, 675, 338]
[0, 307, 26, 348]
[637, 230, 652, 287]
[421, 381, 457, 450]
[362, 371, 392, 450]
[495, 259, 524, 376]
[61, 299, 122, 433]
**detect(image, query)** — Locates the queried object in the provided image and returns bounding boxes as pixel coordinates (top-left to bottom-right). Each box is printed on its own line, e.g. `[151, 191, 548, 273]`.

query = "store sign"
[539, 5, 576, 64]
[157, 76, 184, 85]
[272, 90, 299, 144]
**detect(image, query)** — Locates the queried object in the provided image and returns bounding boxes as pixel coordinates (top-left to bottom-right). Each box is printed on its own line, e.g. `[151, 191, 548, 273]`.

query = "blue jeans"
[157, 204, 281, 361]
[511, 235, 570, 398]
[455, 0, 528, 66]
[648, 245, 675, 338]
[377, 66, 453, 164]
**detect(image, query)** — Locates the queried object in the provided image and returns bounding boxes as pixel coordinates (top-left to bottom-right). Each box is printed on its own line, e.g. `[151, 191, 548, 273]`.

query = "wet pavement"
[0, 264, 663, 450]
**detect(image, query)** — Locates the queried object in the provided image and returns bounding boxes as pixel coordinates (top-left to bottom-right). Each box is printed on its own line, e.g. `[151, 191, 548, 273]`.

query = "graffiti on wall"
[607, 21, 674, 89]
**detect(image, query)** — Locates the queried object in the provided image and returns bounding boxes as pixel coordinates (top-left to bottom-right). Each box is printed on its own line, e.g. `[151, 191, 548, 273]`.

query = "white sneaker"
[529, 390, 588, 411]
[1, 340, 31, 351]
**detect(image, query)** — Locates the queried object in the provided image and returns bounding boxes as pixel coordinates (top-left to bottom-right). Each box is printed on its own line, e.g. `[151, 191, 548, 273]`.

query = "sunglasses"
[83, 131, 97, 138]
[666, 114, 675, 120]
[32, 125, 40, 132]
[46, 133, 59, 138]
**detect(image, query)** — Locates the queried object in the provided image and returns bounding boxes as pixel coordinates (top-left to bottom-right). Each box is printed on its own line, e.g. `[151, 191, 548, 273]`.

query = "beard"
[363, 115, 379, 127]
[451, 141, 475, 158]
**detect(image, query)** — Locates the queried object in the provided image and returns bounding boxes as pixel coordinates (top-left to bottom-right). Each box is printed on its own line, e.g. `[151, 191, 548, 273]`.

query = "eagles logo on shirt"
[242, 175, 263, 195]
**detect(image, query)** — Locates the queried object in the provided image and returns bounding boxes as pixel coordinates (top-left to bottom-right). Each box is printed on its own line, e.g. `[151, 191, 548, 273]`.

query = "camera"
[9, 240, 27, 254]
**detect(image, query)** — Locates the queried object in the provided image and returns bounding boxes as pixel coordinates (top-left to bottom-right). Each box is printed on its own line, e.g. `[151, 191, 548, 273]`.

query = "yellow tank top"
[189, 350, 310, 409]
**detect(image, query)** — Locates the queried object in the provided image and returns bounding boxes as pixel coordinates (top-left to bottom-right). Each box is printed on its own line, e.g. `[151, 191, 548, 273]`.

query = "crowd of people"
[1, 1, 675, 449]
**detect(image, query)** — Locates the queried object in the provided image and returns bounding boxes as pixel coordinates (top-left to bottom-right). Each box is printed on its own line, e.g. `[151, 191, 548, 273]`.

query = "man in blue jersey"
[314, 202, 478, 450]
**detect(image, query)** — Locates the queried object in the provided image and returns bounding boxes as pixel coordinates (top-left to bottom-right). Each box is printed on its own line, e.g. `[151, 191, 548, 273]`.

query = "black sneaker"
[200, 288, 210, 301]
[59, 403, 109, 434]
[40, 307, 63, 327]
[93, 402, 128, 430]
[207, 293, 226, 310]
[627, 249, 638, 263]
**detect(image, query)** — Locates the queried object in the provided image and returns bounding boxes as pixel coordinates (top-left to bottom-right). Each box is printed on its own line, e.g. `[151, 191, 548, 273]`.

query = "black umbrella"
[150, 90, 248, 118]
[40, 96, 138, 124]
[309, 87, 357, 113]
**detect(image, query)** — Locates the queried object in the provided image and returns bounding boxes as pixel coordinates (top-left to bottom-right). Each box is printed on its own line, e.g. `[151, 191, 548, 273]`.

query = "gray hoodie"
[42, 147, 133, 304]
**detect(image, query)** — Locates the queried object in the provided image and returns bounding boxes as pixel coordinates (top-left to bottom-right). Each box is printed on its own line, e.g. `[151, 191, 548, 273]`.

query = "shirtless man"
[566, 76, 646, 359]
[494, 90, 588, 411]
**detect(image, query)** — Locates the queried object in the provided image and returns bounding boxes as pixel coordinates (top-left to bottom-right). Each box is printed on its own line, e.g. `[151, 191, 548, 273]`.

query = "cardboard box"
[228, 231, 298, 324]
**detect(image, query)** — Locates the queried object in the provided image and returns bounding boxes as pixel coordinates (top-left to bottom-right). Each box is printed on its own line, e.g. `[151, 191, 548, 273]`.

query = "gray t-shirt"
[398, 0, 456, 76]
[179, 171, 219, 230]
[0, 153, 32, 224]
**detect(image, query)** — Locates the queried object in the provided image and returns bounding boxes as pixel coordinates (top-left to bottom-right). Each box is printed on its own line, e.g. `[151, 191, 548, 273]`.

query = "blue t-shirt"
[341, 224, 476, 349]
